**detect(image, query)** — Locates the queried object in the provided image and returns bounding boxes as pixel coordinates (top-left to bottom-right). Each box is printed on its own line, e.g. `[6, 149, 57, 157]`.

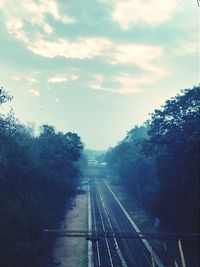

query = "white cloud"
[115, 69, 166, 93]
[47, 74, 79, 83]
[26, 77, 40, 83]
[110, 44, 162, 71]
[114, 73, 141, 93]
[110, 0, 180, 30]
[11, 31, 162, 74]
[172, 38, 199, 56]
[3, 0, 169, 96]
[29, 89, 40, 96]
[71, 75, 78, 81]
[91, 83, 102, 90]
[47, 75, 68, 83]
[0, 0, 4, 8]
[43, 23, 53, 34]
[3, 3, 164, 70]
[28, 37, 112, 59]
[4, 0, 75, 37]
[12, 74, 40, 83]
[6, 18, 29, 43]
[86, 43, 166, 94]
[2, 6, 112, 60]
[94, 74, 104, 82]
[12, 76, 21, 81]
[55, 98, 60, 103]
[94, 73, 141, 94]
[22, 0, 74, 33]
[90, 68, 167, 94]
[6, 18, 23, 31]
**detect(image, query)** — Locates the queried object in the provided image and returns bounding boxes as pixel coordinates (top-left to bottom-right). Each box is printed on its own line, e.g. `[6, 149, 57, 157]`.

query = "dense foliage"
[106, 85, 200, 232]
[0, 87, 83, 267]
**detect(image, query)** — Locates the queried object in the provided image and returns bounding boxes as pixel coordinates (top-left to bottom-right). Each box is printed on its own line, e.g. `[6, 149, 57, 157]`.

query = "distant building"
[88, 160, 107, 167]
[88, 159, 98, 166]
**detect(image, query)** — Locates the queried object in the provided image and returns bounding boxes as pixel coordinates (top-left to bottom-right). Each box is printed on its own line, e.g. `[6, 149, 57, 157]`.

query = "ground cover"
[108, 181, 199, 267]
[53, 187, 88, 267]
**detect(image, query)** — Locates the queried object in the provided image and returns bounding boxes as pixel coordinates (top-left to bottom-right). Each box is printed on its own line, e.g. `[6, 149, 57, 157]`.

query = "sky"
[0, 0, 199, 150]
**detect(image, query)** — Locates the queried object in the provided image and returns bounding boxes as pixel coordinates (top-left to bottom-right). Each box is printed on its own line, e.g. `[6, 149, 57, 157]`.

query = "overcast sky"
[0, 0, 198, 150]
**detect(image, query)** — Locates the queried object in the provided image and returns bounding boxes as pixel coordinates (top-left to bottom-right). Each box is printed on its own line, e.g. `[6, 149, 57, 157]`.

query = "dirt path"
[53, 188, 88, 267]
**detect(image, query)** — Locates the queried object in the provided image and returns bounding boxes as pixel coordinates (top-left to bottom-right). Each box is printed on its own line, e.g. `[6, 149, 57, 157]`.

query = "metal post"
[163, 241, 168, 267]
[43, 230, 48, 267]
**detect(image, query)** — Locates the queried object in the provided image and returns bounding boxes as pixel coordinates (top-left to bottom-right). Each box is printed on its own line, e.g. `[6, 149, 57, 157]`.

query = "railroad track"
[90, 180, 163, 267]
[90, 182, 125, 267]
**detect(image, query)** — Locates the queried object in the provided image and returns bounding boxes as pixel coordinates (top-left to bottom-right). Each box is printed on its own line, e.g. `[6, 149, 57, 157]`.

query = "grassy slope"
[108, 181, 199, 267]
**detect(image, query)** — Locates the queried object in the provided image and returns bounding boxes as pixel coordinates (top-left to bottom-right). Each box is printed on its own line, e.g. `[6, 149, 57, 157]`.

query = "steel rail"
[98, 188, 127, 267]
[95, 186, 114, 267]
[90, 187, 101, 266]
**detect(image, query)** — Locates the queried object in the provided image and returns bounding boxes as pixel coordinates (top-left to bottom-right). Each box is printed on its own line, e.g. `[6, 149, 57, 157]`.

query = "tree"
[145, 85, 200, 231]
[0, 88, 84, 266]
[106, 126, 158, 210]
[106, 85, 200, 232]
[0, 86, 12, 105]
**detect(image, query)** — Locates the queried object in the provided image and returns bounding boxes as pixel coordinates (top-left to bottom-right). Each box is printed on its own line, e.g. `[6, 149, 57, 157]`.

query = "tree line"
[106, 85, 200, 232]
[0, 87, 84, 266]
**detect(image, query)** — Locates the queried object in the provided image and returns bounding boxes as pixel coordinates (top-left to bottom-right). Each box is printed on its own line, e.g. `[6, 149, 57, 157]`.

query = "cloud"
[47, 75, 68, 83]
[55, 98, 60, 103]
[6, 18, 28, 43]
[110, 44, 162, 71]
[26, 77, 40, 83]
[90, 68, 167, 94]
[4, 0, 75, 37]
[3, 2, 164, 71]
[94, 74, 104, 82]
[90, 73, 140, 94]
[29, 89, 40, 96]
[114, 73, 142, 93]
[172, 38, 199, 56]
[11, 74, 40, 83]
[28, 37, 112, 59]
[3, 0, 170, 96]
[109, 0, 180, 30]
[91, 83, 102, 90]
[10, 29, 162, 73]
[12, 76, 21, 81]
[6, 18, 23, 31]
[47, 74, 78, 83]
[3, 9, 112, 60]
[3, 3, 112, 60]
[71, 75, 78, 81]
[115, 69, 166, 92]
[0, 0, 4, 8]
[23, 0, 74, 24]
[88, 43, 167, 94]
